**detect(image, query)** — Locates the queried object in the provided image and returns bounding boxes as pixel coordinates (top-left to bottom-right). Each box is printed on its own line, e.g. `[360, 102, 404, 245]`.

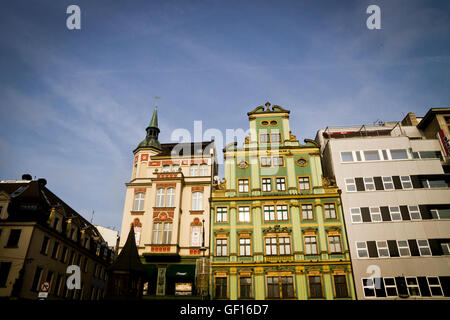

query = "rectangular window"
[238, 179, 249, 193]
[6, 229, 21, 247]
[239, 238, 251, 256]
[60, 246, 68, 263]
[298, 177, 310, 190]
[238, 206, 250, 222]
[328, 235, 342, 253]
[215, 277, 227, 299]
[408, 205, 421, 220]
[362, 278, 375, 297]
[162, 223, 172, 244]
[216, 238, 228, 256]
[355, 151, 362, 161]
[239, 277, 252, 299]
[276, 177, 286, 191]
[382, 176, 394, 190]
[216, 207, 227, 222]
[271, 133, 281, 143]
[324, 203, 337, 219]
[273, 156, 284, 167]
[400, 176, 413, 189]
[364, 150, 380, 161]
[281, 276, 294, 298]
[278, 237, 291, 255]
[427, 277, 443, 296]
[376, 241, 389, 257]
[0, 262, 12, 287]
[334, 275, 348, 298]
[397, 240, 411, 256]
[381, 149, 389, 160]
[350, 208, 362, 223]
[441, 243, 450, 255]
[304, 236, 318, 255]
[31, 267, 43, 292]
[301, 204, 314, 220]
[384, 278, 397, 297]
[267, 276, 279, 298]
[389, 206, 402, 221]
[276, 205, 288, 221]
[417, 240, 431, 256]
[390, 149, 408, 160]
[406, 277, 420, 296]
[369, 207, 382, 222]
[260, 157, 271, 167]
[364, 177, 375, 191]
[262, 178, 272, 192]
[51, 242, 60, 260]
[264, 205, 275, 221]
[41, 236, 50, 255]
[356, 242, 368, 258]
[152, 223, 162, 244]
[265, 237, 277, 255]
[341, 152, 354, 162]
[260, 134, 270, 143]
[345, 178, 356, 192]
[308, 276, 323, 298]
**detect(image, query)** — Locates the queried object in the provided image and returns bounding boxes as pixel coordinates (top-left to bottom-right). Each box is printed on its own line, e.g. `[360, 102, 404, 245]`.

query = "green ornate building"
[210, 102, 355, 300]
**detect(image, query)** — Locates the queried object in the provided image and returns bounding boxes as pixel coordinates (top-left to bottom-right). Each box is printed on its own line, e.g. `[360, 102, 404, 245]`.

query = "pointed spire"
[149, 106, 158, 128]
[107, 225, 146, 273]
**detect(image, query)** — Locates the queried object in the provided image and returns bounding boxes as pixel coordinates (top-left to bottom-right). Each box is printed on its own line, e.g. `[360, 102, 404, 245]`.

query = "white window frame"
[276, 177, 286, 191]
[216, 207, 227, 222]
[345, 178, 356, 192]
[406, 277, 421, 296]
[364, 177, 375, 191]
[192, 192, 203, 211]
[162, 223, 172, 244]
[239, 238, 251, 256]
[162, 164, 170, 172]
[298, 176, 310, 190]
[384, 278, 398, 297]
[238, 179, 249, 193]
[363, 150, 381, 161]
[408, 205, 421, 220]
[376, 240, 390, 258]
[216, 238, 228, 256]
[362, 278, 375, 298]
[350, 207, 362, 223]
[301, 204, 314, 220]
[340, 151, 354, 162]
[190, 164, 198, 176]
[328, 235, 342, 253]
[276, 205, 288, 221]
[397, 240, 411, 257]
[156, 188, 165, 207]
[382, 176, 394, 190]
[133, 193, 145, 211]
[369, 207, 382, 222]
[389, 149, 409, 160]
[166, 188, 175, 207]
[304, 236, 318, 255]
[400, 176, 413, 189]
[324, 203, 337, 219]
[262, 178, 272, 192]
[199, 163, 208, 176]
[389, 206, 402, 221]
[427, 277, 443, 296]
[417, 239, 431, 256]
[171, 164, 179, 172]
[356, 242, 368, 258]
[238, 206, 250, 222]
[264, 205, 276, 221]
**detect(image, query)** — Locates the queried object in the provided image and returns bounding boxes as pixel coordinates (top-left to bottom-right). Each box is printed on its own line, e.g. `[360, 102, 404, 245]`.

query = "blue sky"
[0, 0, 449, 233]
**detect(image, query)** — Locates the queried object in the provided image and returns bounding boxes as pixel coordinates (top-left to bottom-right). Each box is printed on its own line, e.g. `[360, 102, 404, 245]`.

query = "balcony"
[264, 255, 294, 263]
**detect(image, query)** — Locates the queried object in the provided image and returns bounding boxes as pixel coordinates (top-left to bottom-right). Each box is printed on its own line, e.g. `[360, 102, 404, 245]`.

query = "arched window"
[133, 193, 145, 211]
[172, 164, 179, 172]
[190, 164, 198, 176]
[156, 188, 165, 207]
[166, 188, 175, 207]
[199, 163, 208, 176]
[162, 165, 170, 172]
[192, 192, 203, 210]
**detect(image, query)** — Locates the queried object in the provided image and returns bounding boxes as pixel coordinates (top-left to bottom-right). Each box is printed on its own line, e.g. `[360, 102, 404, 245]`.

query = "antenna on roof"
[155, 96, 160, 107]
[90, 210, 94, 224]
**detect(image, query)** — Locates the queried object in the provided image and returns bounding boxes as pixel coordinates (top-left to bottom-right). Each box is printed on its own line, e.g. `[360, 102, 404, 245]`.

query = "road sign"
[40, 281, 50, 292]
[38, 292, 48, 299]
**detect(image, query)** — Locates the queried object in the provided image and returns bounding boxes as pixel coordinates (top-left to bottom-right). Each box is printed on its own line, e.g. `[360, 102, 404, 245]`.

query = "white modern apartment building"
[315, 109, 450, 300]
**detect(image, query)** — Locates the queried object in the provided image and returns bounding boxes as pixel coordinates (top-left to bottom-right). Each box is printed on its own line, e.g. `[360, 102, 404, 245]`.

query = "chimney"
[401, 112, 419, 126]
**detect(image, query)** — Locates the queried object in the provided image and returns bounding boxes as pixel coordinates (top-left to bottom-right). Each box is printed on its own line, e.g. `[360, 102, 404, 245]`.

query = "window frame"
[369, 207, 382, 222]
[239, 237, 252, 257]
[262, 177, 272, 192]
[397, 240, 411, 257]
[350, 207, 362, 223]
[304, 235, 318, 255]
[275, 177, 286, 191]
[356, 242, 368, 258]
[238, 206, 251, 223]
[400, 176, 413, 189]
[216, 206, 228, 223]
[238, 179, 250, 193]
[417, 239, 431, 256]
[216, 237, 228, 257]
[297, 176, 311, 191]
[382, 176, 394, 190]
[363, 177, 375, 191]
[301, 204, 314, 220]
[324, 203, 337, 219]
[345, 178, 356, 192]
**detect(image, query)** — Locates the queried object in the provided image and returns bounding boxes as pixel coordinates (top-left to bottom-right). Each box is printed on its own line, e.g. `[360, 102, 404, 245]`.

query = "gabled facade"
[210, 102, 355, 300]
[118, 106, 217, 298]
